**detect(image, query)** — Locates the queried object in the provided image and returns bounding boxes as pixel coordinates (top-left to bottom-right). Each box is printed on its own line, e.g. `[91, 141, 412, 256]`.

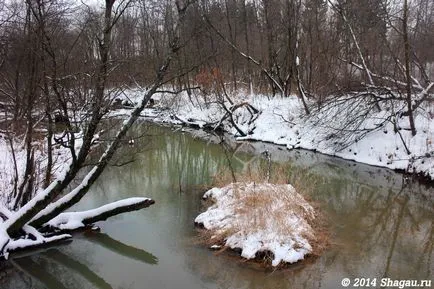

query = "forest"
[0, 0, 433, 274]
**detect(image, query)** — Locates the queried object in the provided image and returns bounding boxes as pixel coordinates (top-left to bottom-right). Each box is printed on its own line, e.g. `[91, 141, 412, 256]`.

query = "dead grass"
[232, 183, 315, 236]
[196, 164, 330, 267]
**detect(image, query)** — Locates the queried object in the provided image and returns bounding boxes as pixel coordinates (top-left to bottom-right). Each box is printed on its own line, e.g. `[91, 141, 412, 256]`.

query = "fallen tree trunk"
[1, 233, 72, 260]
[45, 198, 155, 231]
[0, 198, 155, 259]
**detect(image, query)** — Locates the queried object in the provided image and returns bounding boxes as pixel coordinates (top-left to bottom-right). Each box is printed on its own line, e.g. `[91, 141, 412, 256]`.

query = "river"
[1, 122, 433, 289]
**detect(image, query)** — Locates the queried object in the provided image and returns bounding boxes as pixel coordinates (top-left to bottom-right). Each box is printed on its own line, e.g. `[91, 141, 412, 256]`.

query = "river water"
[1, 122, 433, 289]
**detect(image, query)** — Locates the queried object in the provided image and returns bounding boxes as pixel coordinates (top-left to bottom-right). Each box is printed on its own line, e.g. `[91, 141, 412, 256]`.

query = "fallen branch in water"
[0, 198, 155, 259]
[46, 198, 155, 231]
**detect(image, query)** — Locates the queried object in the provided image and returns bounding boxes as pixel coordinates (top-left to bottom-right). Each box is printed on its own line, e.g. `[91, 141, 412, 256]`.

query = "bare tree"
[0, 0, 193, 256]
[402, 0, 416, 135]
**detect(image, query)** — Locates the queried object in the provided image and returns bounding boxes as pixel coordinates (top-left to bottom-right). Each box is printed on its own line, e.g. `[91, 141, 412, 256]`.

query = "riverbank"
[0, 133, 82, 207]
[116, 88, 434, 182]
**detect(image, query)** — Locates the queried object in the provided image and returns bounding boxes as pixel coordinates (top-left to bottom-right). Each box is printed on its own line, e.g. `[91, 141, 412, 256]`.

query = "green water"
[1, 123, 433, 289]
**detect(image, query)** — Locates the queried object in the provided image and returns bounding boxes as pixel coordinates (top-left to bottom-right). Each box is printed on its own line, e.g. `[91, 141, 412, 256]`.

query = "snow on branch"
[27, 49, 176, 230]
[45, 197, 155, 231]
[0, 204, 72, 259]
[348, 61, 430, 92]
[0, 197, 154, 259]
[2, 234, 71, 260]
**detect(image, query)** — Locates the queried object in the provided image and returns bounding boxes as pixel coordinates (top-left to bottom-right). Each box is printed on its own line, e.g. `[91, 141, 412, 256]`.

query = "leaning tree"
[0, 0, 194, 257]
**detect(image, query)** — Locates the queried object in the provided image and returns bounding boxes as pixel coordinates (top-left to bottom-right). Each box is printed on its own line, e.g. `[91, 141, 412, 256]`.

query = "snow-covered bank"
[195, 182, 319, 266]
[0, 133, 82, 207]
[118, 89, 434, 181]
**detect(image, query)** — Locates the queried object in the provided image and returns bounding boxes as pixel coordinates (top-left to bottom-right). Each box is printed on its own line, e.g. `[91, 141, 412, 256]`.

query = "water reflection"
[83, 232, 158, 265]
[4, 232, 158, 289]
[11, 257, 69, 289]
[181, 166, 432, 288]
[1, 123, 432, 289]
[42, 249, 113, 289]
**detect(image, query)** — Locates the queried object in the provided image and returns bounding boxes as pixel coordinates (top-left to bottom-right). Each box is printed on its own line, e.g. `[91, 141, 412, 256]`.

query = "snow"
[30, 166, 99, 223]
[0, 197, 151, 258]
[0, 86, 161, 258]
[1, 86, 431, 258]
[46, 197, 152, 230]
[0, 131, 90, 258]
[240, 95, 433, 178]
[1, 202, 65, 259]
[0, 130, 85, 236]
[210, 244, 221, 250]
[4, 233, 71, 257]
[0, 132, 83, 207]
[195, 182, 316, 266]
[117, 89, 433, 179]
[0, 212, 71, 259]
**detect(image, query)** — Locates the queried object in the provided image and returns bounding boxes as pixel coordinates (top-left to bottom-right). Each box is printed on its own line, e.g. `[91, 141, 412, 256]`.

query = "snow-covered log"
[45, 197, 155, 231]
[0, 228, 71, 260]
[0, 197, 154, 259]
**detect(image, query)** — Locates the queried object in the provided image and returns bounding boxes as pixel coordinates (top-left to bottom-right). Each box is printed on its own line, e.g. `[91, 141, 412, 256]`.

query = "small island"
[195, 182, 324, 267]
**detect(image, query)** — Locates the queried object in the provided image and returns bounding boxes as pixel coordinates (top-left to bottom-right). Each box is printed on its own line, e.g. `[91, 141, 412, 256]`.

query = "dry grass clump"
[230, 183, 315, 238]
[195, 174, 329, 267]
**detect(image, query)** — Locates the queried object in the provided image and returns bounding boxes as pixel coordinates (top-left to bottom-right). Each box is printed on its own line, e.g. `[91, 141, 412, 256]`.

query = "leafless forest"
[1, 0, 433, 114]
[0, 0, 432, 254]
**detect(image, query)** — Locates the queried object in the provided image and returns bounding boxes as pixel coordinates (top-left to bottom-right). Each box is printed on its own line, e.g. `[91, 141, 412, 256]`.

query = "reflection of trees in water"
[181, 149, 433, 288]
[2, 232, 158, 289]
[6, 124, 430, 289]
[115, 124, 432, 288]
[281, 160, 432, 282]
[12, 257, 69, 289]
[92, 124, 232, 207]
[183, 244, 329, 289]
[0, 261, 37, 289]
[330, 183, 432, 280]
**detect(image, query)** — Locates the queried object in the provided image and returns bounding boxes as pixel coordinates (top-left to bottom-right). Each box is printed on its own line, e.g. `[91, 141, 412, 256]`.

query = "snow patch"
[195, 182, 317, 266]
[121, 90, 433, 180]
[0, 132, 83, 207]
[47, 197, 152, 230]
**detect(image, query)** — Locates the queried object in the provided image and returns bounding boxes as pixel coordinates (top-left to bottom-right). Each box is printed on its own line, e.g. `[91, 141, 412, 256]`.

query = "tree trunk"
[403, 0, 416, 136]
